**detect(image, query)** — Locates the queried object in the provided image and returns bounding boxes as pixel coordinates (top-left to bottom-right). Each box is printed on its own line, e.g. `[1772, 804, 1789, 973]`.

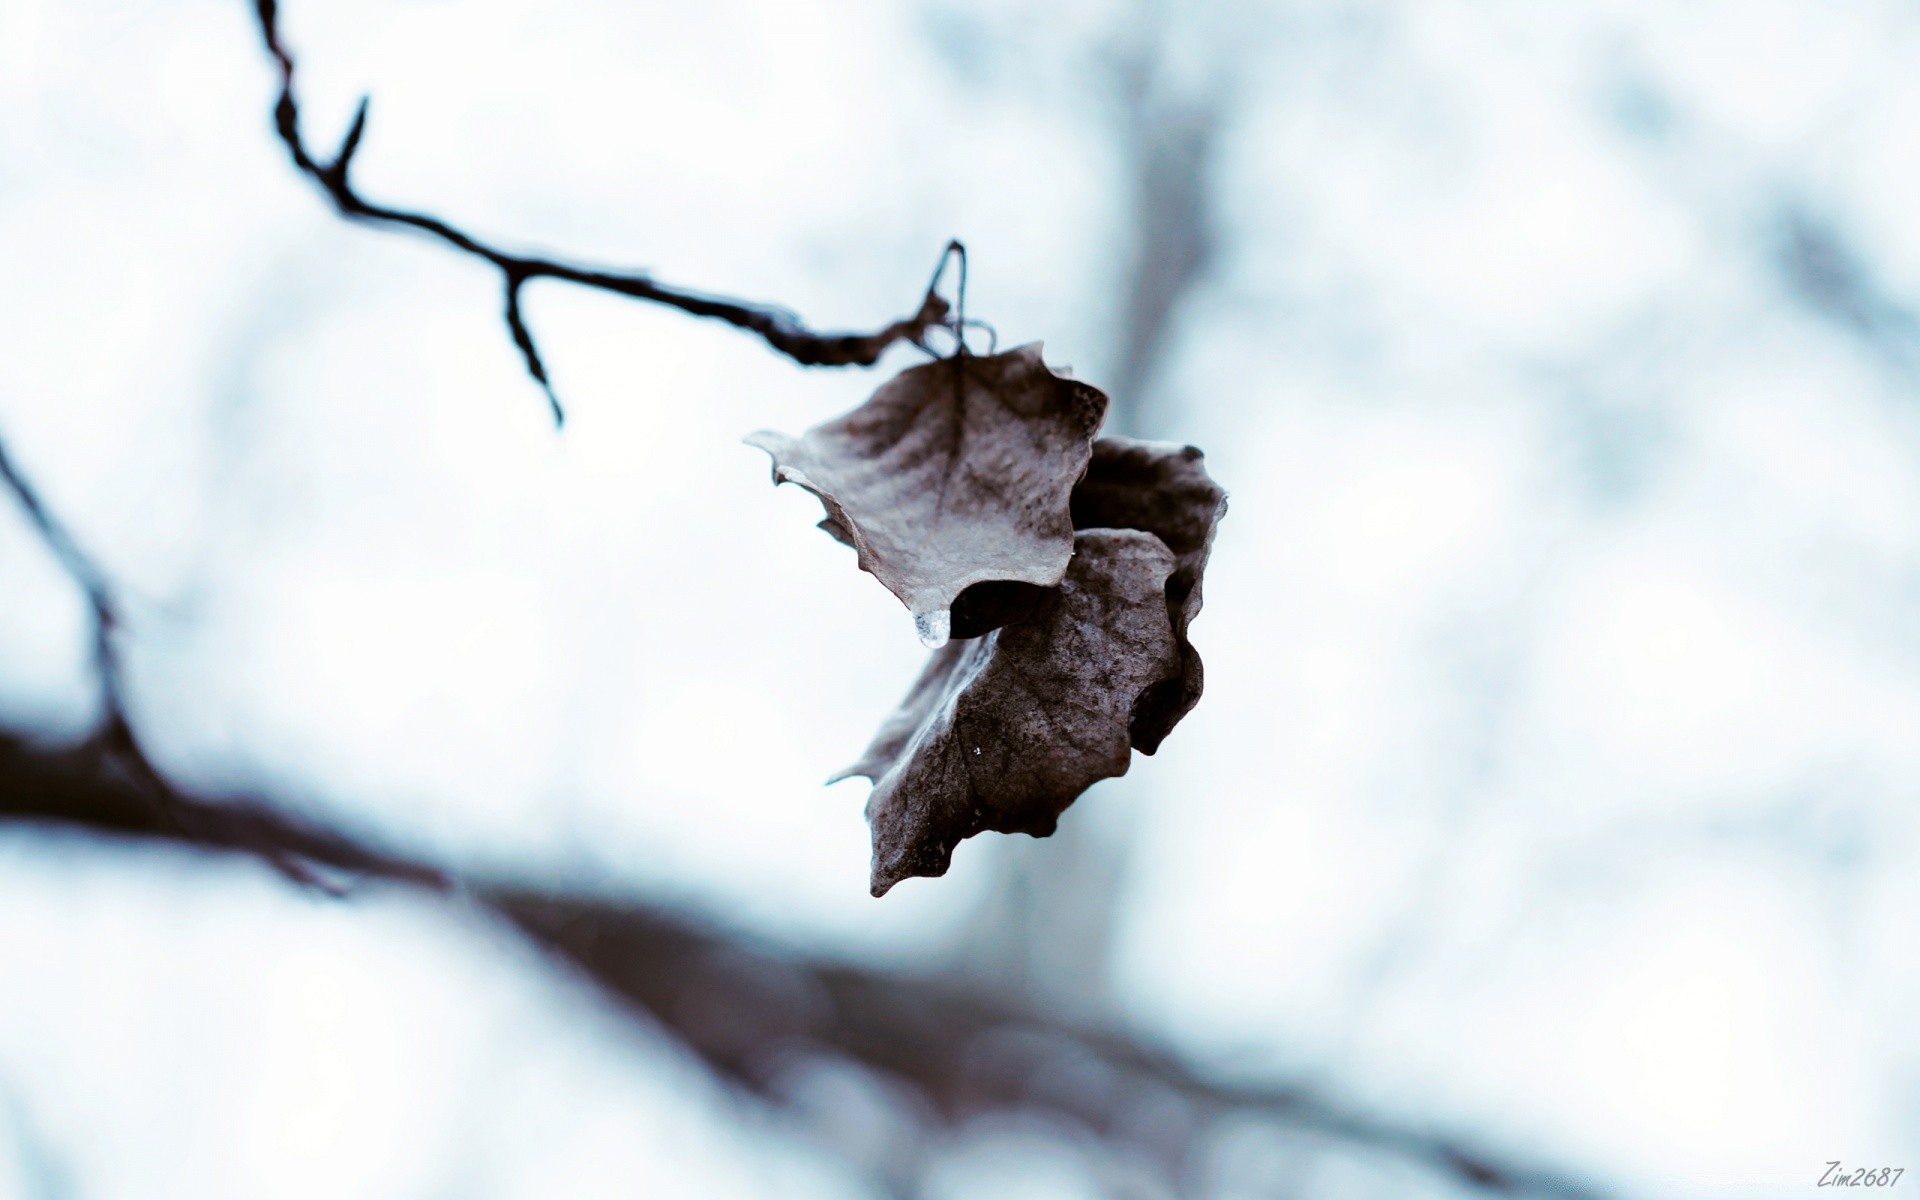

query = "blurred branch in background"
[958, 2, 1224, 1018]
[1612, 73, 1920, 386]
[1774, 206, 1920, 383]
[0, 722, 1606, 1200]
[253, 0, 958, 425]
[1106, 30, 1221, 432]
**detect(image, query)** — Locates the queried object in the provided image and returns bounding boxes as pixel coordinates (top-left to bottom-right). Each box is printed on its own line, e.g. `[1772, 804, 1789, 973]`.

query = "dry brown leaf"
[1070, 437, 1228, 752]
[835, 530, 1180, 896]
[747, 345, 1107, 646]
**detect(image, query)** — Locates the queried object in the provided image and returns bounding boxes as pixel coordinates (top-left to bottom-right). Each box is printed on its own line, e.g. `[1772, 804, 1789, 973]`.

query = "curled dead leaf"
[1071, 437, 1228, 753]
[751, 348, 1226, 895]
[837, 436, 1227, 895]
[835, 530, 1181, 896]
[747, 345, 1107, 645]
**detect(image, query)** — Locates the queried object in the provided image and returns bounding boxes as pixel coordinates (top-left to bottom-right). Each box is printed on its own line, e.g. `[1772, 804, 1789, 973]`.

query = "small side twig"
[253, 0, 958, 425]
[0, 431, 442, 891]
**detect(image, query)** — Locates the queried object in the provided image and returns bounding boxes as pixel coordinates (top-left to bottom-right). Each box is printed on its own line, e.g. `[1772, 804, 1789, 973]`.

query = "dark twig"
[252, 0, 957, 424]
[0, 730, 1608, 1200]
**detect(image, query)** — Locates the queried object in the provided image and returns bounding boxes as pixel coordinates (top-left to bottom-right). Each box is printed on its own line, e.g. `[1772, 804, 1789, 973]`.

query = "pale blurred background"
[2, 0, 1918, 1196]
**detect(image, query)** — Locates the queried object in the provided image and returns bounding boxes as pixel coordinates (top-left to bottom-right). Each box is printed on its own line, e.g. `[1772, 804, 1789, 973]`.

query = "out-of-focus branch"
[1774, 206, 1920, 380]
[251, 0, 957, 424]
[505, 887, 1612, 1199]
[1105, 44, 1220, 431]
[1610, 75, 1920, 385]
[959, 25, 1225, 1016]
[0, 729, 1605, 1200]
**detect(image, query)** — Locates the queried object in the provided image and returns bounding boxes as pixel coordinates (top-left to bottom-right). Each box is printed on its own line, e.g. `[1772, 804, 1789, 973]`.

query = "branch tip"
[502, 274, 563, 426]
[333, 96, 369, 176]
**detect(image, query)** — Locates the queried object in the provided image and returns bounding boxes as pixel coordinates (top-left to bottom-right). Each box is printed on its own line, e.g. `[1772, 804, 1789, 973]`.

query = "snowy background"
[3, 0, 1919, 1196]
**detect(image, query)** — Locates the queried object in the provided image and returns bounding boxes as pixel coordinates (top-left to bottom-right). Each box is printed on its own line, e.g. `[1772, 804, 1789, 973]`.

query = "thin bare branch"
[252, 0, 957, 424]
